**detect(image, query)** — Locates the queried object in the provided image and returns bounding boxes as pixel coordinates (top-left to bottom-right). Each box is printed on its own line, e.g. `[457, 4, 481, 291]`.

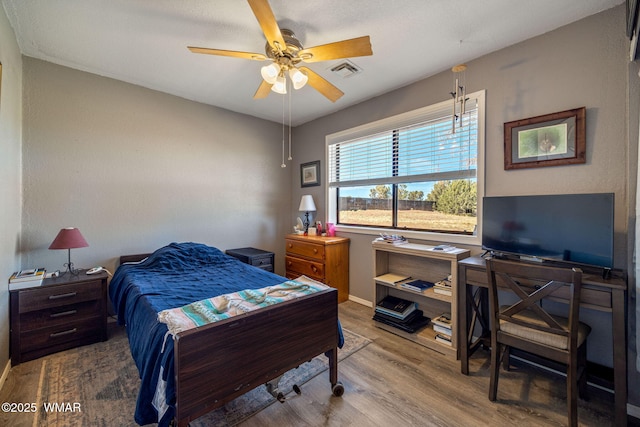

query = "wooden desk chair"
[485, 258, 591, 427]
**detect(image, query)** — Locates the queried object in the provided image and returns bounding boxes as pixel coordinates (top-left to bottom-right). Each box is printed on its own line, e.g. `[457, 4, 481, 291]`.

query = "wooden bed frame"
[119, 254, 342, 427]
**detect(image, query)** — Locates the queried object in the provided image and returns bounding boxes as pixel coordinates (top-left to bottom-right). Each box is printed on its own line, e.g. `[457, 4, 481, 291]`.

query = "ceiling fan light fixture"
[289, 68, 308, 90]
[261, 62, 281, 84]
[271, 74, 287, 94]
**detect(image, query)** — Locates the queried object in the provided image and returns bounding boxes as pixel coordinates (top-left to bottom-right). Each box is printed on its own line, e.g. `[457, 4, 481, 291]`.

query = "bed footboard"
[173, 288, 339, 426]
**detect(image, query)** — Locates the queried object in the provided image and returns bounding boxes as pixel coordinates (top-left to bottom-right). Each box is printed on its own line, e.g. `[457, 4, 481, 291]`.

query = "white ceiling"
[2, 0, 624, 126]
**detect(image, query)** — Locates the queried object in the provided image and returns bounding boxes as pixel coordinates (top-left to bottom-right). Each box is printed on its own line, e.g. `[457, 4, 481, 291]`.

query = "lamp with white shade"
[299, 195, 316, 235]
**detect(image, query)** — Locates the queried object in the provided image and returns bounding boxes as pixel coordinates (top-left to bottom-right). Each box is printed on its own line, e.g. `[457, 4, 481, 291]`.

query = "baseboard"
[628, 403, 640, 419]
[348, 295, 372, 307]
[0, 359, 10, 391]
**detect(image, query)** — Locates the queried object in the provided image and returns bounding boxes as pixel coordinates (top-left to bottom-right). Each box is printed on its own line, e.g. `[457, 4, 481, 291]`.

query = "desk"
[457, 256, 628, 426]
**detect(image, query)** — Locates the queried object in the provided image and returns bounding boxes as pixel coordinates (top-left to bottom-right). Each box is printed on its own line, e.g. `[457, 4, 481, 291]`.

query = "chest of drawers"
[9, 271, 108, 365]
[285, 234, 350, 303]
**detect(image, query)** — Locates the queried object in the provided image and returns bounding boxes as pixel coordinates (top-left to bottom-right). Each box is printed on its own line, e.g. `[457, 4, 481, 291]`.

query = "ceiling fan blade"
[188, 46, 267, 61]
[298, 67, 344, 102]
[299, 36, 372, 63]
[254, 79, 273, 99]
[247, 0, 286, 51]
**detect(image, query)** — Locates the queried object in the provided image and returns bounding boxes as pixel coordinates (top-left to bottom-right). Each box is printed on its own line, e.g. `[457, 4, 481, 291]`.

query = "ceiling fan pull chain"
[281, 88, 286, 168]
[288, 80, 292, 161]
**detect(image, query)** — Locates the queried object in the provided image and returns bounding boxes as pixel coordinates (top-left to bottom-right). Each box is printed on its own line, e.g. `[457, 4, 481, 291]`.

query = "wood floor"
[0, 300, 633, 426]
[245, 301, 625, 427]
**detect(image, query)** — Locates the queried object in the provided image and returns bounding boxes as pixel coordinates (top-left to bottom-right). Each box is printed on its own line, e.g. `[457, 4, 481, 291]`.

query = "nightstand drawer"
[285, 239, 325, 261]
[285, 255, 325, 279]
[18, 280, 102, 313]
[20, 317, 103, 352]
[249, 255, 273, 269]
[19, 299, 102, 332]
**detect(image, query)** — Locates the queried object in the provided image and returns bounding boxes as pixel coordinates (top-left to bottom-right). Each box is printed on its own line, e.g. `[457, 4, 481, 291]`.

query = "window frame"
[325, 90, 485, 246]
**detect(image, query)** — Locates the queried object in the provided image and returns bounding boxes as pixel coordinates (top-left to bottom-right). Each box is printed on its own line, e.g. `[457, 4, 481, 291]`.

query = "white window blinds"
[328, 100, 478, 187]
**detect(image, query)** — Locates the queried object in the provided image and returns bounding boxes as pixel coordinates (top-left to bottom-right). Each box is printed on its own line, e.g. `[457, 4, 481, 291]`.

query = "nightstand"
[226, 247, 275, 272]
[285, 234, 350, 303]
[9, 270, 108, 365]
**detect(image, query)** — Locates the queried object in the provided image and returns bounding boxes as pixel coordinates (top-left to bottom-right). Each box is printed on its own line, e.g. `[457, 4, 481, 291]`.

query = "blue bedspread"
[109, 242, 342, 426]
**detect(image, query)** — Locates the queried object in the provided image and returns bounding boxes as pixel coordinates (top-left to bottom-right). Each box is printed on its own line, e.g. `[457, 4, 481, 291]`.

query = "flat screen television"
[482, 193, 614, 271]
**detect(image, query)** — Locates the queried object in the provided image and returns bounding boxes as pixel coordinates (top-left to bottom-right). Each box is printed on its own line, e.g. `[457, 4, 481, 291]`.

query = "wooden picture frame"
[504, 107, 586, 170]
[301, 160, 320, 187]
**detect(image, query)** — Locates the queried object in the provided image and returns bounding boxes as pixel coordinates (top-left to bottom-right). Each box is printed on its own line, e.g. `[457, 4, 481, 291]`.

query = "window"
[326, 90, 484, 242]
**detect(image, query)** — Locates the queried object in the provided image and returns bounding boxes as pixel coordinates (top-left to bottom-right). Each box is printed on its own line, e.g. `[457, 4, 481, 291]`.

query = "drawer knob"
[313, 249, 318, 254]
[50, 309, 78, 318]
[50, 328, 77, 338]
[48, 292, 77, 300]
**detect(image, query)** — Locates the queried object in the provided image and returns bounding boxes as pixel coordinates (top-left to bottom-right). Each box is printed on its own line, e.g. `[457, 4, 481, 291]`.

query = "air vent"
[329, 60, 362, 78]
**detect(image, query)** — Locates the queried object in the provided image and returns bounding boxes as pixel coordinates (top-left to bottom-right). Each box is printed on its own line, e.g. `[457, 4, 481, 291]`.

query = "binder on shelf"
[373, 310, 430, 333]
[375, 273, 411, 286]
[375, 295, 416, 319]
[399, 279, 434, 293]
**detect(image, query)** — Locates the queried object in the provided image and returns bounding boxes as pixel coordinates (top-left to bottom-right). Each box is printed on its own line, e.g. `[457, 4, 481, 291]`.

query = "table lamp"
[298, 195, 316, 235]
[49, 227, 89, 276]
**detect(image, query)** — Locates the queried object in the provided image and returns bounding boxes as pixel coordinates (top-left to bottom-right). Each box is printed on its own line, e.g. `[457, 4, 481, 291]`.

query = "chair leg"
[577, 343, 589, 401]
[567, 356, 579, 427]
[502, 345, 511, 371]
[489, 342, 501, 401]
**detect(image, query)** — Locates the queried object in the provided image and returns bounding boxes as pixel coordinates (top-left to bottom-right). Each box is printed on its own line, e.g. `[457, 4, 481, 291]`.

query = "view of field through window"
[338, 179, 477, 234]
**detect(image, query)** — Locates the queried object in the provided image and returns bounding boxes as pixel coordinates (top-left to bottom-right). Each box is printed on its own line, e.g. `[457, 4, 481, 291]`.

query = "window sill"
[334, 224, 481, 246]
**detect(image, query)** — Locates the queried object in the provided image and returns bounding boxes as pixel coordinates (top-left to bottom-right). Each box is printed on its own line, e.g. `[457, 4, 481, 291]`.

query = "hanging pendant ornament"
[450, 64, 467, 134]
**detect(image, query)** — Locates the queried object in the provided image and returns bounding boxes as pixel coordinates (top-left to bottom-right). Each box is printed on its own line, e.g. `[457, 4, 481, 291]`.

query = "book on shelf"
[373, 310, 430, 333]
[9, 268, 46, 283]
[435, 333, 453, 346]
[375, 295, 416, 320]
[433, 323, 452, 336]
[373, 308, 423, 325]
[399, 279, 434, 293]
[432, 313, 452, 328]
[433, 278, 452, 296]
[375, 272, 412, 286]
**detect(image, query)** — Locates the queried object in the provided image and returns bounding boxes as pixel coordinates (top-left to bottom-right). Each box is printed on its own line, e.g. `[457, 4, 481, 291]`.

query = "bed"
[109, 242, 343, 427]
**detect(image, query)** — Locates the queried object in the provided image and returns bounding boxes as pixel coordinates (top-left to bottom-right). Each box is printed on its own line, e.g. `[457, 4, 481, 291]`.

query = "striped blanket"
[157, 275, 329, 337]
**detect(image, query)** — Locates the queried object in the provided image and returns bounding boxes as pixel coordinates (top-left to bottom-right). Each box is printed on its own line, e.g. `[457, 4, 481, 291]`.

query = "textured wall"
[293, 5, 630, 371]
[20, 58, 292, 275]
[0, 4, 23, 378]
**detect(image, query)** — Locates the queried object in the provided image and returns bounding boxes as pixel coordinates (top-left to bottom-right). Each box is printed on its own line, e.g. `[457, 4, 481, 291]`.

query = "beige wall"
[20, 58, 292, 274]
[292, 4, 638, 401]
[0, 5, 22, 379]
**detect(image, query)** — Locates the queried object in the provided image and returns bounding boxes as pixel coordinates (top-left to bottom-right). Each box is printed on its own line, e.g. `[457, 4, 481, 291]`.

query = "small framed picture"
[300, 160, 320, 187]
[504, 107, 586, 170]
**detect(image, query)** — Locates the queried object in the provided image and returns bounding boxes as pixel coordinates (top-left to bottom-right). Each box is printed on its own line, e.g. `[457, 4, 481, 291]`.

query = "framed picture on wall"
[504, 107, 586, 170]
[300, 160, 320, 187]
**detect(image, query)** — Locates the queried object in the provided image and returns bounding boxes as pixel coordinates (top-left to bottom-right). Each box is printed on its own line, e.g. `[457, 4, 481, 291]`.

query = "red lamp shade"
[49, 227, 89, 250]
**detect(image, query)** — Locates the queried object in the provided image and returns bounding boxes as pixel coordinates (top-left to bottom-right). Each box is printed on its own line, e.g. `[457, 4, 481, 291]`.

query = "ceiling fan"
[187, 0, 373, 102]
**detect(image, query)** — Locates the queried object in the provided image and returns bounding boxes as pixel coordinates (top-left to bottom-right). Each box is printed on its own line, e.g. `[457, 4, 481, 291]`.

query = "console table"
[457, 256, 628, 426]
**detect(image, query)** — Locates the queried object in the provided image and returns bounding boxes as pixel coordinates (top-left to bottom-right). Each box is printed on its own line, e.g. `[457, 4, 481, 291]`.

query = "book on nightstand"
[9, 268, 45, 289]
